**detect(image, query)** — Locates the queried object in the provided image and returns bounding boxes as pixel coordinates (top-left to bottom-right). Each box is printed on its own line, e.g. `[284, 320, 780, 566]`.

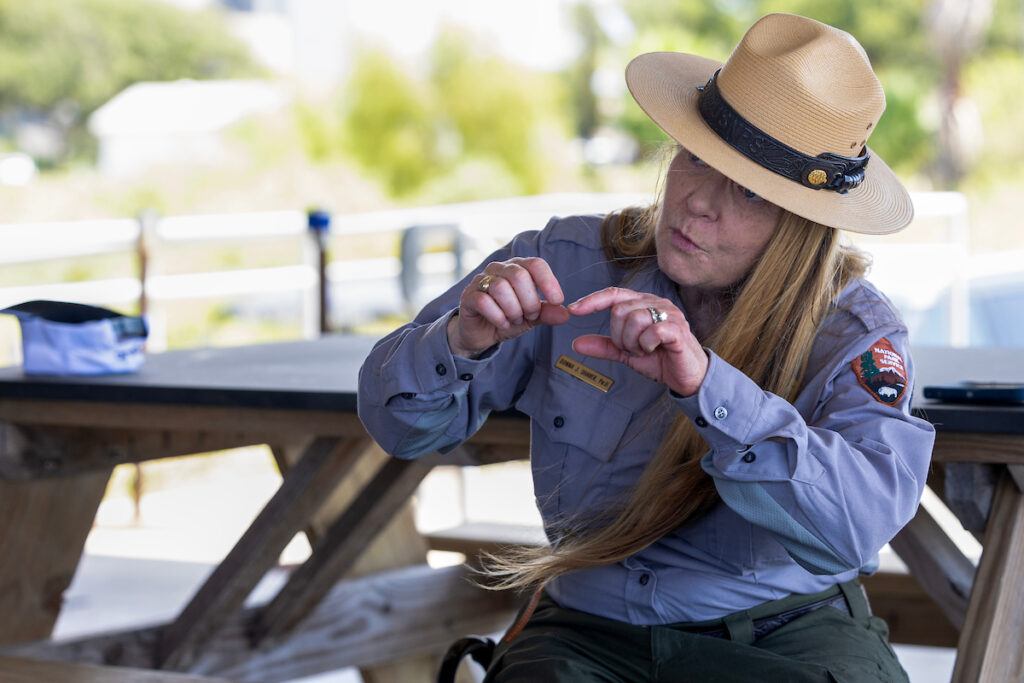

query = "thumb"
[571, 334, 624, 362]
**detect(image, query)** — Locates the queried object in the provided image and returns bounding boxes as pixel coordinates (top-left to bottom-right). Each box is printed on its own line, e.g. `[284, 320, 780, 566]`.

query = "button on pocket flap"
[516, 371, 632, 462]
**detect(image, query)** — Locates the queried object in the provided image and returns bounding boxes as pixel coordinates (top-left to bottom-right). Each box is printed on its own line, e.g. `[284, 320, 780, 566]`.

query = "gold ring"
[478, 275, 494, 293]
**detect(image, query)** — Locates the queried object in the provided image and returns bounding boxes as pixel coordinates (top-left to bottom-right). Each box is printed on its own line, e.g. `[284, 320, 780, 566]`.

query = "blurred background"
[0, 1, 1020, 680]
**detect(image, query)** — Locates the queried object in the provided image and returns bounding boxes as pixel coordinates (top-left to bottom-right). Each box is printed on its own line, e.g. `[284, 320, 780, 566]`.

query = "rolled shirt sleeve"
[672, 327, 935, 575]
[357, 225, 547, 459]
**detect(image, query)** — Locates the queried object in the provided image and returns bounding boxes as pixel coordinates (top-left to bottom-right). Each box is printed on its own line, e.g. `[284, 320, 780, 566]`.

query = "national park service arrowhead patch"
[852, 337, 908, 405]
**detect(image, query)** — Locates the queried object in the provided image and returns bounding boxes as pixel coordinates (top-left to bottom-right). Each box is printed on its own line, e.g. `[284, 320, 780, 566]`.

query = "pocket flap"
[515, 369, 632, 462]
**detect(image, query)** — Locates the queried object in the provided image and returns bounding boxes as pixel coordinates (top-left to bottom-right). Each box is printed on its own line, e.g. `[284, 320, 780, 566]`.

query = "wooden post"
[264, 443, 434, 682]
[952, 471, 1024, 682]
[0, 468, 111, 645]
[307, 209, 331, 336]
[134, 209, 161, 524]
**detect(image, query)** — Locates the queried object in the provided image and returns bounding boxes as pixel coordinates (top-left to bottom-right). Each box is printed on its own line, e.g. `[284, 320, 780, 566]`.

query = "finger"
[479, 273, 525, 326]
[571, 334, 628, 363]
[496, 261, 543, 322]
[622, 306, 659, 354]
[637, 320, 682, 354]
[518, 257, 564, 306]
[463, 290, 513, 330]
[536, 302, 570, 327]
[609, 301, 654, 354]
[567, 286, 642, 316]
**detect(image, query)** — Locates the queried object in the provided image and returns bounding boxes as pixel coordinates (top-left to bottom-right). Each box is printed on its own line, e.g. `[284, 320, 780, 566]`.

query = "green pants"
[483, 580, 908, 682]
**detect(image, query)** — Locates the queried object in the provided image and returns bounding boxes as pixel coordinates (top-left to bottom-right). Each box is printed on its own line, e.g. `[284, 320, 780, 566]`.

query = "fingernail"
[527, 312, 538, 321]
[514, 318, 524, 326]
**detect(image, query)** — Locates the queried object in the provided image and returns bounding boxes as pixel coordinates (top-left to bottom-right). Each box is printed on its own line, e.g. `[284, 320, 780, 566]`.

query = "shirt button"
[714, 406, 728, 420]
[695, 416, 708, 428]
[742, 452, 757, 464]
[458, 373, 473, 381]
[639, 573, 650, 586]
[553, 415, 565, 428]
[435, 363, 447, 376]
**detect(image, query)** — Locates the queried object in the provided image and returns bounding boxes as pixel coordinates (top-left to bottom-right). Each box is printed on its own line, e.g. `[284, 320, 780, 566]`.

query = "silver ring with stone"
[648, 306, 668, 324]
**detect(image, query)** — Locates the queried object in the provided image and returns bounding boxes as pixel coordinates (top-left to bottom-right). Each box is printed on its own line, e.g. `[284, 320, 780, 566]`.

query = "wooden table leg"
[0, 469, 112, 645]
[272, 441, 433, 683]
[888, 498, 975, 630]
[952, 471, 1024, 682]
[158, 437, 366, 670]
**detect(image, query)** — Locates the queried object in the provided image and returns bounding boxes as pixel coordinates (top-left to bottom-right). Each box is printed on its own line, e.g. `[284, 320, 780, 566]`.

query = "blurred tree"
[619, 0, 938, 177]
[0, 0, 257, 163]
[340, 49, 439, 197]
[926, 0, 993, 188]
[565, 2, 605, 140]
[431, 26, 548, 193]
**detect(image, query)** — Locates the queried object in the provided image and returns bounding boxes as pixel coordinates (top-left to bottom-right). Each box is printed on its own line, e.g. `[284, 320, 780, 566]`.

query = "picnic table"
[0, 336, 1020, 682]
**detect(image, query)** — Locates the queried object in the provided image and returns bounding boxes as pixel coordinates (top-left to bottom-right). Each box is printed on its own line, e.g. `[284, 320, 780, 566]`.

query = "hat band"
[697, 70, 869, 194]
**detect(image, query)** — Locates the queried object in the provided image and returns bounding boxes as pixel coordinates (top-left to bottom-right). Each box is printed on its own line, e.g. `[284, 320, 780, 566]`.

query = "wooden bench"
[424, 521, 960, 647]
[0, 656, 232, 683]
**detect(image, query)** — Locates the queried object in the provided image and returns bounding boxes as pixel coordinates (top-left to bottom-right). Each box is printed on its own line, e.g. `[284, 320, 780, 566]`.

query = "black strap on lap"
[436, 636, 497, 683]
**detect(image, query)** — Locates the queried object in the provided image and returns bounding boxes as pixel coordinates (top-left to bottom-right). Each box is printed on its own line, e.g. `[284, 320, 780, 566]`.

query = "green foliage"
[0, 0, 257, 166]
[340, 49, 439, 197]
[962, 51, 1024, 189]
[870, 69, 934, 175]
[613, 0, 960, 183]
[430, 26, 547, 194]
[338, 29, 557, 199]
[294, 100, 339, 164]
[0, 0, 256, 115]
[565, 3, 603, 139]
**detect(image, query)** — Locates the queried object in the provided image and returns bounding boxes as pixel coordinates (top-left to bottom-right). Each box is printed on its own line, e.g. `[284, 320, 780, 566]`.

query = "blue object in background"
[307, 208, 331, 234]
[1, 300, 148, 376]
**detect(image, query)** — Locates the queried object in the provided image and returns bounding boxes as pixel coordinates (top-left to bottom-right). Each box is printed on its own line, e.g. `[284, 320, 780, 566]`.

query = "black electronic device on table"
[923, 381, 1024, 405]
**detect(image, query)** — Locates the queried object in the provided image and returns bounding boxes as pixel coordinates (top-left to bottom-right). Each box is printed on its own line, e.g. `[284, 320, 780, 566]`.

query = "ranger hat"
[626, 13, 913, 234]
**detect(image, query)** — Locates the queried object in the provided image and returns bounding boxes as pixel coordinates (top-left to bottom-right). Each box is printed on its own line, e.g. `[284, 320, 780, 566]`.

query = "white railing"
[0, 190, 1003, 350]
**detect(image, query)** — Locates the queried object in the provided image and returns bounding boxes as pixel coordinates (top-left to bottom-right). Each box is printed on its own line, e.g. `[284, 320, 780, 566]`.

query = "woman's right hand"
[448, 257, 570, 357]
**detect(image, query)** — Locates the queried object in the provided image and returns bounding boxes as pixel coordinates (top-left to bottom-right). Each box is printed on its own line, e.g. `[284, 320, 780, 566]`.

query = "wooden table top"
[0, 335, 379, 412]
[0, 336, 1020, 433]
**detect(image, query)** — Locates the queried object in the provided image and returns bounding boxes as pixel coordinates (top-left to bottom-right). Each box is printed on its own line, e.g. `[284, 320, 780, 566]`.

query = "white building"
[87, 80, 291, 177]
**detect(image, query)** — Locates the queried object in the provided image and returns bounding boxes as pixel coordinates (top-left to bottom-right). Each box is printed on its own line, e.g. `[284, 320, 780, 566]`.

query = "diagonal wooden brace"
[250, 457, 434, 644]
[888, 501, 976, 630]
[157, 436, 369, 670]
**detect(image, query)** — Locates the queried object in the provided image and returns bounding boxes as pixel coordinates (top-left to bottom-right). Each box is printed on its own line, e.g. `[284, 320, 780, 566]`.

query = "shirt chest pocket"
[515, 368, 633, 519]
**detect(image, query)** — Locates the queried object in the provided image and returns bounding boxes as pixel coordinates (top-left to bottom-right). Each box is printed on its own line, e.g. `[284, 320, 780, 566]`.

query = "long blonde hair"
[478, 186, 870, 591]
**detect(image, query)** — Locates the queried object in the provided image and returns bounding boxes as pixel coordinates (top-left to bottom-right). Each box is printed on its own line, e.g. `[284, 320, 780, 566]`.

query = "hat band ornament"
[696, 70, 869, 194]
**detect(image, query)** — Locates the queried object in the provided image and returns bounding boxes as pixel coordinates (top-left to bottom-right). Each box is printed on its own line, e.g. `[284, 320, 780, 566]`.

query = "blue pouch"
[1, 300, 148, 376]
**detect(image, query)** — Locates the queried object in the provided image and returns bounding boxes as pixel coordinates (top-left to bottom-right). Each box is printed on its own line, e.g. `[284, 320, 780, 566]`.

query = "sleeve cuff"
[669, 349, 764, 453]
[410, 308, 502, 393]
[671, 351, 822, 483]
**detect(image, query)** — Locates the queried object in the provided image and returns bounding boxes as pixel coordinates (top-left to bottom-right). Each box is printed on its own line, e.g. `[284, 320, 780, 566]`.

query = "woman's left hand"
[567, 287, 709, 397]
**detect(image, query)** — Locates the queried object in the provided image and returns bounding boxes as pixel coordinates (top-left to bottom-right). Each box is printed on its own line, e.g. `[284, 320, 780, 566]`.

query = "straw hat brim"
[626, 52, 914, 234]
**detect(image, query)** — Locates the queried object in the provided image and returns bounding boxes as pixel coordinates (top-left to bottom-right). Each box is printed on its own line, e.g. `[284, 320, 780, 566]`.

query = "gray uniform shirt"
[357, 214, 936, 624]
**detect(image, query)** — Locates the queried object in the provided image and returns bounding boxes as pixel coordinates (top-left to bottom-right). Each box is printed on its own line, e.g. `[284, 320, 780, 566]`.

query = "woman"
[358, 13, 934, 682]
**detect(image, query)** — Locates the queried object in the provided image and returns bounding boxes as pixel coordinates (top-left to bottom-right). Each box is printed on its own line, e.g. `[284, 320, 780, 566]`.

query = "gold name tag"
[555, 354, 614, 393]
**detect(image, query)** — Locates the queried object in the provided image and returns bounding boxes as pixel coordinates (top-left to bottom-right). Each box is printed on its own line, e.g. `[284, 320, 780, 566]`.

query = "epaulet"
[829, 278, 906, 335]
[542, 214, 607, 250]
